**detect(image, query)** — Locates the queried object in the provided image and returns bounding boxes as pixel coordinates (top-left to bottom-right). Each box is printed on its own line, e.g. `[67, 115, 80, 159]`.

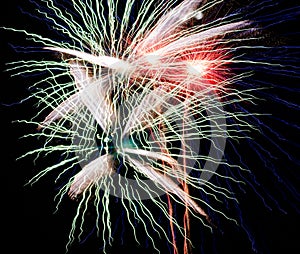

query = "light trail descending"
[3, 0, 299, 253]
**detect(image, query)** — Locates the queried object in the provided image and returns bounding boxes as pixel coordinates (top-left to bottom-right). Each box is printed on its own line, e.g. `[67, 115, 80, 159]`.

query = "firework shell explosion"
[1, 0, 300, 254]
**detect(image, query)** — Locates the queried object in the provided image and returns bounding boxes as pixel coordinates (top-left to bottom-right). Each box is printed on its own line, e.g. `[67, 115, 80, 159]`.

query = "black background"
[1, 1, 299, 254]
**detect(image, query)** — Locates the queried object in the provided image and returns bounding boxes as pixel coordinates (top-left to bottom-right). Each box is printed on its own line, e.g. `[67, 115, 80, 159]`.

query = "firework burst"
[2, 0, 300, 253]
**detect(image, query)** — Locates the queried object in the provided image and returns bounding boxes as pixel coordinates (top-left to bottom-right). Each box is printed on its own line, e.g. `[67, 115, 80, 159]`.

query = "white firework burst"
[3, 0, 299, 253]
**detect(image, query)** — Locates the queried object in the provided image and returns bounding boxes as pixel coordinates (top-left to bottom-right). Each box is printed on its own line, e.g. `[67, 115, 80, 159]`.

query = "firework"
[3, 0, 299, 253]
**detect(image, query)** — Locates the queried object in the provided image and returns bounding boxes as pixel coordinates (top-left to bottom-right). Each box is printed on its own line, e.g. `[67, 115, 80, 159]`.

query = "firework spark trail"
[68, 154, 115, 200]
[3, 0, 300, 253]
[8, 6, 249, 248]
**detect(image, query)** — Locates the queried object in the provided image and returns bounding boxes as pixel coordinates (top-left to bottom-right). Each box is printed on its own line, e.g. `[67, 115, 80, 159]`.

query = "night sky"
[1, 1, 299, 254]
